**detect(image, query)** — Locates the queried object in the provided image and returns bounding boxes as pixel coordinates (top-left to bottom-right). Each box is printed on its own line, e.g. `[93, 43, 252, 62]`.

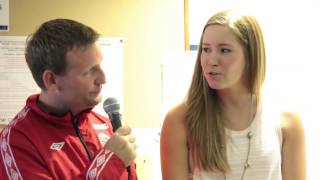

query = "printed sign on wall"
[0, 0, 9, 31]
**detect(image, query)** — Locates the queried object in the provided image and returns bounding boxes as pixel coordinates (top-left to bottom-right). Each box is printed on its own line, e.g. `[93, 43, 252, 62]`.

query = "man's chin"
[86, 101, 100, 110]
[92, 95, 102, 105]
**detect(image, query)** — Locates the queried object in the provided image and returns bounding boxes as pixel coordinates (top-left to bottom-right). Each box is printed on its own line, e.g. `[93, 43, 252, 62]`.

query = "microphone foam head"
[103, 97, 120, 114]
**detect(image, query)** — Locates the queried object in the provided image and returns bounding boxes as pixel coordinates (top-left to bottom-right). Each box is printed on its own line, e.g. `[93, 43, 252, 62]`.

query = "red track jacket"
[0, 94, 137, 180]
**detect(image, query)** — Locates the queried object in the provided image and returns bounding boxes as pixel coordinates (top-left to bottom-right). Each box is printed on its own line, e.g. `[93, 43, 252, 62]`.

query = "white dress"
[189, 99, 283, 180]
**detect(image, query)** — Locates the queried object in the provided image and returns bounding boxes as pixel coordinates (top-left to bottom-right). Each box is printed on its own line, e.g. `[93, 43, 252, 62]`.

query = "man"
[0, 19, 137, 179]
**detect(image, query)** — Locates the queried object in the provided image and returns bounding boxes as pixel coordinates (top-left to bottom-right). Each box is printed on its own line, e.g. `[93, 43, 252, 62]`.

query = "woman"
[160, 9, 306, 180]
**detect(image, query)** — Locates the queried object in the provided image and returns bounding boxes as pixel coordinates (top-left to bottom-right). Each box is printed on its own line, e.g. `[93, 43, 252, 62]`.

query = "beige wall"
[0, 0, 184, 128]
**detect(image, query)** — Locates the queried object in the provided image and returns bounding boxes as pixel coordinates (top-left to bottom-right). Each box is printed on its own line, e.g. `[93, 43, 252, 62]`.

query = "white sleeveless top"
[190, 99, 283, 180]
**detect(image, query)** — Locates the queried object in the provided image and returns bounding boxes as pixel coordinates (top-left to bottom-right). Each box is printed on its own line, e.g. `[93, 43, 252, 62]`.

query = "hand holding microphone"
[105, 126, 137, 166]
[103, 97, 137, 167]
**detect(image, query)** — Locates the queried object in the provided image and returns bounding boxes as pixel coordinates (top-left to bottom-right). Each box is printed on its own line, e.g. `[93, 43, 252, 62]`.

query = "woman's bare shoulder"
[280, 112, 306, 180]
[161, 102, 188, 139]
[160, 104, 190, 179]
[280, 111, 305, 146]
[280, 111, 304, 134]
[166, 102, 188, 122]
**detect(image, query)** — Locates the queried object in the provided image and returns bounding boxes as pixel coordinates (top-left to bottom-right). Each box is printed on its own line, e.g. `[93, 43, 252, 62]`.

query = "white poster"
[0, 36, 36, 125]
[0, 0, 9, 31]
[93, 38, 124, 116]
[0, 36, 124, 125]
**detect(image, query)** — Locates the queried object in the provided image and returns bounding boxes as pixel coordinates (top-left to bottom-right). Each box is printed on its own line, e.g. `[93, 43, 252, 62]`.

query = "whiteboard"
[93, 38, 124, 115]
[0, 36, 124, 124]
[161, 51, 196, 125]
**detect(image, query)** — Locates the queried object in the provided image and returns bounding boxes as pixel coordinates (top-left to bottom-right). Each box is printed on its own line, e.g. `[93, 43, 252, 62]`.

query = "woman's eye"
[202, 47, 211, 53]
[221, 48, 231, 53]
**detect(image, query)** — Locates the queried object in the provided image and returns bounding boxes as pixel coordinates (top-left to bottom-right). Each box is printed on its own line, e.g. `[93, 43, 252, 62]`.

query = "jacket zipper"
[73, 118, 93, 160]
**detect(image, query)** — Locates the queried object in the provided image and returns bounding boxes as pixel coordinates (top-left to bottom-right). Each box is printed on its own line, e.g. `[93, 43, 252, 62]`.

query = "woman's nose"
[208, 52, 220, 66]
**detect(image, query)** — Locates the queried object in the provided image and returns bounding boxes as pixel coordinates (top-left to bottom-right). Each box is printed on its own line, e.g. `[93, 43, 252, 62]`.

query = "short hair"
[25, 19, 99, 90]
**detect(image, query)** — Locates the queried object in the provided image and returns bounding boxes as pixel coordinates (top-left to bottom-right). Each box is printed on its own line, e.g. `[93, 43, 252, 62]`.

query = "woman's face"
[200, 25, 247, 92]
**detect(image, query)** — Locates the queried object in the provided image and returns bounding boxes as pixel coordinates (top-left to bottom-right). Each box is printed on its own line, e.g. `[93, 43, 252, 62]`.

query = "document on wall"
[0, 36, 39, 125]
[0, 0, 9, 31]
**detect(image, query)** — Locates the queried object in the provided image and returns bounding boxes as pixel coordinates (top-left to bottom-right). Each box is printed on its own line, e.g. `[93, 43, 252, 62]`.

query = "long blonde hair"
[185, 9, 266, 172]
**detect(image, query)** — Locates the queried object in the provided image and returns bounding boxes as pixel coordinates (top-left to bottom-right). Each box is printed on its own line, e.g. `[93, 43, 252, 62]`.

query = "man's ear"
[42, 70, 60, 91]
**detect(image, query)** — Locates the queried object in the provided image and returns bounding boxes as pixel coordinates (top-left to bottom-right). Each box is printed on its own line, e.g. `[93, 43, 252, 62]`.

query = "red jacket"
[0, 94, 137, 180]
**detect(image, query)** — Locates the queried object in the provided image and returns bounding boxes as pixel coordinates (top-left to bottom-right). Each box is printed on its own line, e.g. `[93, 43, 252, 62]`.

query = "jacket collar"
[26, 94, 92, 128]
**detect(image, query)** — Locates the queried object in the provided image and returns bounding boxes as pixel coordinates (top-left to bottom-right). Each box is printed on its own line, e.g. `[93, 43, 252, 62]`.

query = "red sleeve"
[83, 149, 138, 180]
[0, 129, 137, 180]
[0, 128, 53, 180]
[84, 113, 138, 180]
[0, 113, 138, 180]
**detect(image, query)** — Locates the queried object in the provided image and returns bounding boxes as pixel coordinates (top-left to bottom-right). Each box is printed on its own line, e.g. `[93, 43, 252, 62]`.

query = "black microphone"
[103, 97, 122, 132]
[103, 97, 131, 180]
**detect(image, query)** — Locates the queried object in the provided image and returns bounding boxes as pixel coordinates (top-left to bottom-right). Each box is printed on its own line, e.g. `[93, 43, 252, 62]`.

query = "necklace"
[224, 96, 255, 180]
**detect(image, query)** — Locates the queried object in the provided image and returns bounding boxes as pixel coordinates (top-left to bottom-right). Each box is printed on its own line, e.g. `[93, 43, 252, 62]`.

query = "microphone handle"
[108, 113, 131, 180]
[108, 113, 122, 132]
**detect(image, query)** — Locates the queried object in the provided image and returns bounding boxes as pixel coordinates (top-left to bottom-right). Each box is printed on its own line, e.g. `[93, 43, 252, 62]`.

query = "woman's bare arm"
[281, 112, 306, 180]
[160, 104, 190, 180]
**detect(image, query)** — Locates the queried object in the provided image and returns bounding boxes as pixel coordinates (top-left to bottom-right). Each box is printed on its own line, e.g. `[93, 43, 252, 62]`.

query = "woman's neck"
[219, 91, 257, 131]
[218, 87, 252, 107]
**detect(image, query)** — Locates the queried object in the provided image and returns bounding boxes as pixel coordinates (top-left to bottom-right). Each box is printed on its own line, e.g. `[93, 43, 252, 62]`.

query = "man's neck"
[37, 94, 69, 116]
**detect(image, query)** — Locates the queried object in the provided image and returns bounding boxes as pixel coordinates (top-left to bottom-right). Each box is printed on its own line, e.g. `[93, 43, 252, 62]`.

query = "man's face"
[55, 42, 106, 114]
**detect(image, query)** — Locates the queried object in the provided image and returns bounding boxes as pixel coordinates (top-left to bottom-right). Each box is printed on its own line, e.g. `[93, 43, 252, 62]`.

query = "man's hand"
[105, 126, 137, 166]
